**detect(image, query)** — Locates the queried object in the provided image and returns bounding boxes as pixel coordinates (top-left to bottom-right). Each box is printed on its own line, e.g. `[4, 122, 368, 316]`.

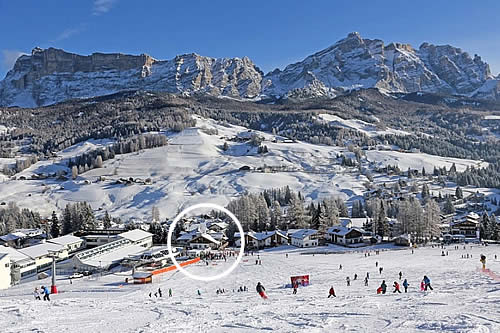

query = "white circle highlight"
[167, 203, 245, 281]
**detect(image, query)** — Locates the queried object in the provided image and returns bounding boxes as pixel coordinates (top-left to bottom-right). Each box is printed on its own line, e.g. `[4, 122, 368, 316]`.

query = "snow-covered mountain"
[1, 33, 499, 107]
[0, 47, 263, 107]
[263, 32, 499, 99]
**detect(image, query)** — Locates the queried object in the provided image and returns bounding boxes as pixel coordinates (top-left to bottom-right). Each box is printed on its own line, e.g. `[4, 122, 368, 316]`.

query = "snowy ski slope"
[0, 244, 499, 332]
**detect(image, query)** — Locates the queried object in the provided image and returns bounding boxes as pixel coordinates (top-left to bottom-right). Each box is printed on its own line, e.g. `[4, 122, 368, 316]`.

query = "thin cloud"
[51, 26, 86, 43]
[1, 50, 27, 71]
[93, 0, 118, 15]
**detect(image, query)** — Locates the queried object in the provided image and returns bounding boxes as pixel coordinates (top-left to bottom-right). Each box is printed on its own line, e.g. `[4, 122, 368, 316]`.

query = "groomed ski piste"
[1, 244, 499, 332]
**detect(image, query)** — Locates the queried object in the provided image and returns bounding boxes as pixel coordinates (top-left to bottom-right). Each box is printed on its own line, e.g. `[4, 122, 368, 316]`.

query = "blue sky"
[1, 0, 499, 79]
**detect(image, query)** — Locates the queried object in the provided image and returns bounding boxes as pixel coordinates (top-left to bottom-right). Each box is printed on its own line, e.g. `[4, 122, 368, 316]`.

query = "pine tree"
[103, 211, 112, 229]
[443, 197, 455, 214]
[481, 213, 490, 240]
[50, 211, 60, 238]
[421, 184, 430, 201]
[455, 186, 463, 200]
[62, 205, 72, 234]
[336, 198, 349, 217]
[489, 214, 499, 240]
[322, 198, 339, 227]
[375, 200, 388, 238]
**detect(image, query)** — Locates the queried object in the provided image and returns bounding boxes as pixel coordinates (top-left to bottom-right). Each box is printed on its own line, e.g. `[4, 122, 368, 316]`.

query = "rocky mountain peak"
[0, 33, 498, 107]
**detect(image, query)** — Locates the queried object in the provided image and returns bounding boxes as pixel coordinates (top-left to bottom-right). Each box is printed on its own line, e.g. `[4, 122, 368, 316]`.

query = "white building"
[326, 226, 364, 245]
[48, 235, 85, 253]
[0, 245, 37, 280]
[72, 230, 153, 271]
[289, 229, 320, 248]
[17, 242, 68, 272]
[235, 231, 288, 249]
[189, 233, 220, 250]
[118, 229, 153, 248]
[0, 253, 11, 289]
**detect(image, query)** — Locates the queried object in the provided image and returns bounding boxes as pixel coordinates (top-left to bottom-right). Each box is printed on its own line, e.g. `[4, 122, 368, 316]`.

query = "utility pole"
[47, 250, 58, 294]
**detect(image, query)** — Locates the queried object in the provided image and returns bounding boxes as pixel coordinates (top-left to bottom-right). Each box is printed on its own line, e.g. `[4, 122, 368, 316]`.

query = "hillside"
[0, 115, 490, 221]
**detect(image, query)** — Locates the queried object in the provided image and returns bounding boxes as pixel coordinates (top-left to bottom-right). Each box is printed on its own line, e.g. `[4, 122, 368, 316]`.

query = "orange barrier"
[151, 257, 201, 276]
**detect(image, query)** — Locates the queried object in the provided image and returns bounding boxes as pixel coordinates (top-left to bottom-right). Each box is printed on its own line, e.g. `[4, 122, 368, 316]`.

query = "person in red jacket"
[393, 281, 401, 293]
[328, 286, 336, 298]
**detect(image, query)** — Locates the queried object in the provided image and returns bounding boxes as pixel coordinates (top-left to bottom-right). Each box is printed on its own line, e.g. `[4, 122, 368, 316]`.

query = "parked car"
[69, 272, 84, 279]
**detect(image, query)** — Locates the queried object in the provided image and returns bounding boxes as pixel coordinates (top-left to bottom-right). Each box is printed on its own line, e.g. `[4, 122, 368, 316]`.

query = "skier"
[354, 273, 357, 281]
[402, 279, 409, 293]
[480, 254, 486, 270]
[286, 253, 288, 258]
[197, 289, 201, 296]
[41, 286, 50, 301]
[346, 276, 350, 286]
[393, 281, 401, 293]
[169, 288, 172, 297]
[339, 264, 342, 270]
[364, 276, 369, 286]
[33, 287, 41, 300]
[366, 272, 370, 279]
[256, 282, 267, 299]
[377, 280, 387, 294]
[293, 281, 298, 295]
[375, 261, 378, 268]
[149, 292, 152, 298]
[379, 267, 383, 275]
[399, 271, 402, 280]
[158, 288, 162, 297]
[423, 276, 433, 291]
[328, 286, 336, 298]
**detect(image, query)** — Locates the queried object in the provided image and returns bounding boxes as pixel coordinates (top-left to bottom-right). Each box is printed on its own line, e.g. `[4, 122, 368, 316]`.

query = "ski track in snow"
[1, 245, 499, 332]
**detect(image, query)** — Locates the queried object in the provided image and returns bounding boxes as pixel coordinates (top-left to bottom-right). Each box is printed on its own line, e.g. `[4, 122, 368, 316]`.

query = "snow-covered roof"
[209, 222, 229, 230]
[119, 229, 153, 242]
[327, 226, 363, 236]
[466, 212, 480, 220]
[190, 233, 220, 245]
[339, 218, 351, 227]
[0, 246, 32, 262]
[253, 230, 288, 241]
[290, 229, 318, 239]
[48, 235, 83, 246]
[133, 271, 152, 279]
[349, 218, 371, 228]
[0, 234, 21, 242]
[177, 231, 197, 241]
[18, 242, 65, 259]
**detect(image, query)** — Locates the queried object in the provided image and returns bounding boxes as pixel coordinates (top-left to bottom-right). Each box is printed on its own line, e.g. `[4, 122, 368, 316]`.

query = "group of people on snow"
[33, 286, 50, 301]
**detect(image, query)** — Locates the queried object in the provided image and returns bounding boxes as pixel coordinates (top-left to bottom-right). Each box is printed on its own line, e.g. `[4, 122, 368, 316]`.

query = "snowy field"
[1, 244, 499, 332]
[0, 116, 488, 220]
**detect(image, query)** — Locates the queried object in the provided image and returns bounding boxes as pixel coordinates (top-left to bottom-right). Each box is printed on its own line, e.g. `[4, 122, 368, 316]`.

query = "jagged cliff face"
[0, 48, 263, 107]
[262, 32, 499, 99]
[0, 33, 499, 107]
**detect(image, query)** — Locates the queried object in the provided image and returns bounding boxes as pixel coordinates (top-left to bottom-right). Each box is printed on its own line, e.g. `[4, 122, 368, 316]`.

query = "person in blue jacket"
[423, 275, 433, 291]
[402, 279, 409, 293]
[41, 286, 50, 301]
